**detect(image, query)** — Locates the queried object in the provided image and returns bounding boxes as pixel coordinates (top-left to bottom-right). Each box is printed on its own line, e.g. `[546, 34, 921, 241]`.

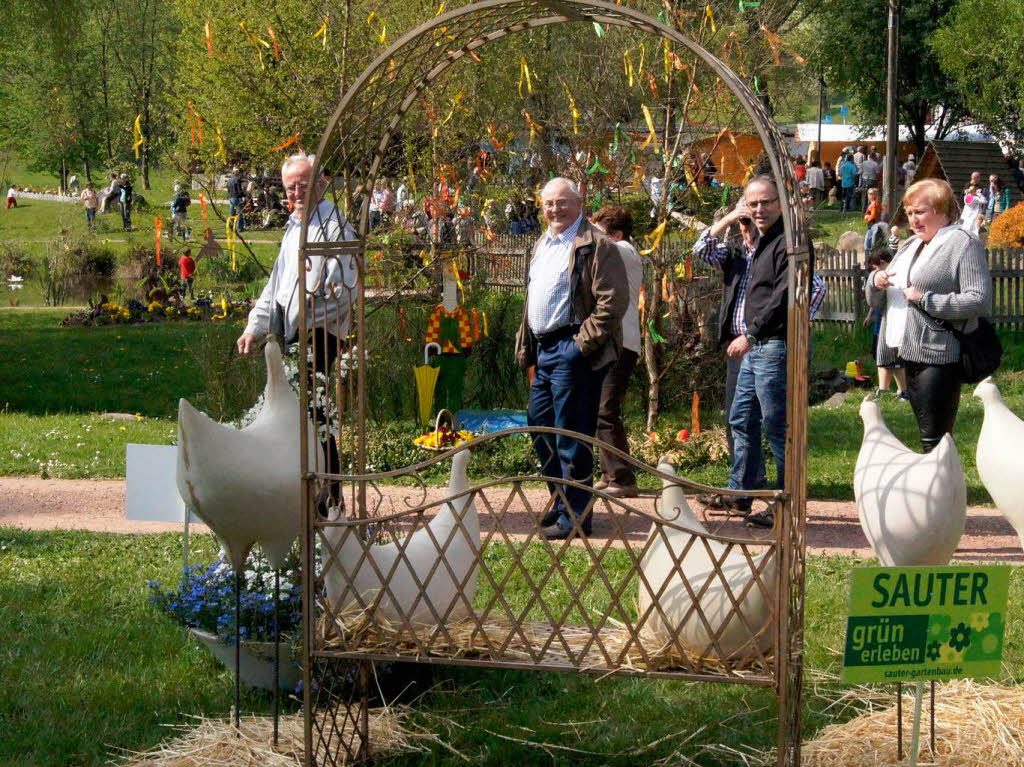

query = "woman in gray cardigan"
[866, 178, 992, 452]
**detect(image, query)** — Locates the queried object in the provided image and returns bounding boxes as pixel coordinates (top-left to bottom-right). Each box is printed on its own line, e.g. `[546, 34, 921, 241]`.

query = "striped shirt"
[527, 213, 584, 334]
[693, 228, 828, 332]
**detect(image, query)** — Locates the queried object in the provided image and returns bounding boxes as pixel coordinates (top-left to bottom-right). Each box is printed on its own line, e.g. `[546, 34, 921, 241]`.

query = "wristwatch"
[745, 333, 757, 346]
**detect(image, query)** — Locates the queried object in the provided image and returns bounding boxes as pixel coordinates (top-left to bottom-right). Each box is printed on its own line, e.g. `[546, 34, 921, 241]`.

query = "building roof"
[791, 122, 997, 144]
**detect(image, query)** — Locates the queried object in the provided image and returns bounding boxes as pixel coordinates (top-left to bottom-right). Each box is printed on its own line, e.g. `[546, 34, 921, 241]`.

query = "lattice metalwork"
[296, 2, 809, 765]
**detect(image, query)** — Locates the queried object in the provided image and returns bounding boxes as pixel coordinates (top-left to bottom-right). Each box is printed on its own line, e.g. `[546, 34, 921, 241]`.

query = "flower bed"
[61, 295, 251, 327]
[147, 551, 301, 643]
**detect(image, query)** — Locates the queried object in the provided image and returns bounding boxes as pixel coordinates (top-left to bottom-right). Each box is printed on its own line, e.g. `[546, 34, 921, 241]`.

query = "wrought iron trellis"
[296, 2, 811, 764]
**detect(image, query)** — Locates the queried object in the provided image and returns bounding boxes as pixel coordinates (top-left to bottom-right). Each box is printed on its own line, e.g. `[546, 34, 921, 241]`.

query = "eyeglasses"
[542, 199, 574, 209]
[746, 198, 779, 208]
[285, 182, 311, 194]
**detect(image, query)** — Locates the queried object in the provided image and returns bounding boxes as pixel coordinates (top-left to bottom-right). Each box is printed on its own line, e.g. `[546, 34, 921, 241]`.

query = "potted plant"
[147, 549, 302, 691]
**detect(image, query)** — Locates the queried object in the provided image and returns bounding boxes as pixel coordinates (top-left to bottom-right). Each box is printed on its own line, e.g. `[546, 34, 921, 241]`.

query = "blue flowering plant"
[147, 549, 302, 644]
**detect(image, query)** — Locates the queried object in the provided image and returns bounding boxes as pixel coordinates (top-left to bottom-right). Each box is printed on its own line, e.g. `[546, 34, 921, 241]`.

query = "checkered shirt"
[527, 214, 584, 334]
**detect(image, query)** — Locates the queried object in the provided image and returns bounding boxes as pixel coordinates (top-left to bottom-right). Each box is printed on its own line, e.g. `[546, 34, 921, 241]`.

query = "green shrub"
[0, 241, 33, 279]
[117, 244, 180, 302]
[189, 323, 265, 422]
[198, 251, 265, 285]
[34, 230, 117, 305]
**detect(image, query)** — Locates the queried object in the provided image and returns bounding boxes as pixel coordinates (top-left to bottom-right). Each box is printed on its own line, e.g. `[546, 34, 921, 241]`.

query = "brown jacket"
[515, 219, 628, 371]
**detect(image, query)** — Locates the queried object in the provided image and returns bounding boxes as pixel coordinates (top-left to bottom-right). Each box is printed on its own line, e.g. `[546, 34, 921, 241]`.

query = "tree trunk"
[101, 35, 112, 161]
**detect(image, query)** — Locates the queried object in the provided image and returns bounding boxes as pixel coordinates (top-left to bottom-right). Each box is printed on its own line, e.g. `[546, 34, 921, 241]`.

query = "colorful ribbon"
[518, 57, 533, 97]
[640, 219, 667, 255]
[204, 20, 214, 59]
[132, 114, 144, 158]
[154, 216, 162, 266]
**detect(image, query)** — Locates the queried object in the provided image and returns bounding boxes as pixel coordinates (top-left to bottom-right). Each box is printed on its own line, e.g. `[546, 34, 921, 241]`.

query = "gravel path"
[1, 477, 1020, 562]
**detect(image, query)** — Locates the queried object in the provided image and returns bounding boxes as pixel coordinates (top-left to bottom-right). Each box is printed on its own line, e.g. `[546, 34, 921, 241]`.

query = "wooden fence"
[815, 248, 1024, 328]
[465, 230, 1024, 330]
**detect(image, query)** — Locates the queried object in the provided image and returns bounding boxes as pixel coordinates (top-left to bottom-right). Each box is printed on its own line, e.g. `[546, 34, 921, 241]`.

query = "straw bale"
[803, 679, 1024, 766]
[319, 611, 773, 676]
[115, 710, 425, 766]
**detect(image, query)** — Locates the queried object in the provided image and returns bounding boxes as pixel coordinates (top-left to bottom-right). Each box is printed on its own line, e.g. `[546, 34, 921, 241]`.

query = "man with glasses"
[237, 152, 356, 358]
[515, 177, 628, 540]
[692, 176, 816, 528]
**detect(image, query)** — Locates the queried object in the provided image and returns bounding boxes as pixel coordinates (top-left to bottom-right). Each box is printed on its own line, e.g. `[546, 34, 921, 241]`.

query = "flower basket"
[413, 409, 474, 451]
[190, 628, 300, 692]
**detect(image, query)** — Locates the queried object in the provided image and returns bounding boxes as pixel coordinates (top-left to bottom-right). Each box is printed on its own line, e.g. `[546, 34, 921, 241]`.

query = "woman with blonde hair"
[865, 178, 992, 452]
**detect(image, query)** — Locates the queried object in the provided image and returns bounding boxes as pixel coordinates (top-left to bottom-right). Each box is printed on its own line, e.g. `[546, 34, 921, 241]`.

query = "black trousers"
[597, 348, 639, 486]
[902, 359, 962, 453]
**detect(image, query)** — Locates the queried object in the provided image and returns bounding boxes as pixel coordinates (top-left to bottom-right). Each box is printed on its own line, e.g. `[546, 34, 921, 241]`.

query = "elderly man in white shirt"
[236, 153, 357, 513]
[514, 178, 628, 540]
[237, 153, 357, 358]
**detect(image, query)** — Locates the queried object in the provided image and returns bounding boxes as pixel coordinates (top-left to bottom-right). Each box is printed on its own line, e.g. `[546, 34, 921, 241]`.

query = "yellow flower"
[135, 413, 143, 422]
[969, 612, 990, 632]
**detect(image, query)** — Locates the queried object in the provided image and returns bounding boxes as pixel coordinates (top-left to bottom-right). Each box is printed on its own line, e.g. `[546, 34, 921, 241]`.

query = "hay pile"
[321, 612, 772, 675]
[803, 679, 1024, 766]
[116, 710, 426, 766]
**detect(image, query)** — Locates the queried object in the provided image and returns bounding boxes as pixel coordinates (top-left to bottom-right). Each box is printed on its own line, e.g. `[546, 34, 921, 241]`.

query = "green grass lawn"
[3, 308, 1023, 505]
[2, 529, 1022, 766]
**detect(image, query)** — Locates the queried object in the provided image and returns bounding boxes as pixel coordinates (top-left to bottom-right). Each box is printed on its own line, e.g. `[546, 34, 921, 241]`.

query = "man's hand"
[236, 333, 257, 355]
[709, 199, 753, 238]
[726, 335, 752, 359]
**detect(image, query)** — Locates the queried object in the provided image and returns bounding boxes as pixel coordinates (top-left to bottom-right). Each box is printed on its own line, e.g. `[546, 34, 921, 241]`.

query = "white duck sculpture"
[854, 397, 966, 566]
[176, 340, 321, 571]
[322, 449, 480, 628]
[638, 461, 777, 660]
[974, 376, 1024, 551]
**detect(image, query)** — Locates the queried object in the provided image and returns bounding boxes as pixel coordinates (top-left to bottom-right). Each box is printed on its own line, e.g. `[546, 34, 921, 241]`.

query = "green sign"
[842, 565, 1010, 684]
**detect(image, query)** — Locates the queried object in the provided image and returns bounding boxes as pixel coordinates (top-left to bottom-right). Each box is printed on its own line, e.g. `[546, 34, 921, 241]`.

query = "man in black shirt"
[226, 167, 246, 233]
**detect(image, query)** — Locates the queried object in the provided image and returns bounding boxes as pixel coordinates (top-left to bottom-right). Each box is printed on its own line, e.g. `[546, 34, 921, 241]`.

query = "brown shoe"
[604, 483, 639, 498]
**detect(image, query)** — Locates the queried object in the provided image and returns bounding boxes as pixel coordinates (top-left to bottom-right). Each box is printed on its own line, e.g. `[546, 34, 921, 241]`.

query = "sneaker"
[744, 509, 775, 528]
[898, 391, 911, 402]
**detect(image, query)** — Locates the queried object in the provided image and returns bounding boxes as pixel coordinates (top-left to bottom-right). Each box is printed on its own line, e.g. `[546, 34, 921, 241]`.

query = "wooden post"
[884, 0, 901, 218]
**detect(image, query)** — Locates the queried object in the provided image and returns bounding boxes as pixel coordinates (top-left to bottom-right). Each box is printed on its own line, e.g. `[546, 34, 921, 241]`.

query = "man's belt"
[534, 324, 581, 344]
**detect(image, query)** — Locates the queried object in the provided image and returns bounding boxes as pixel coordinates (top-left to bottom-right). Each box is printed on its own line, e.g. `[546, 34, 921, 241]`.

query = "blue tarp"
[455, 409, 528, 434]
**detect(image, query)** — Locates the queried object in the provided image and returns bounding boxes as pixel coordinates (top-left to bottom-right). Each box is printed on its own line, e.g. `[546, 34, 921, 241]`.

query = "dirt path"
[1, 477, 1020, 562]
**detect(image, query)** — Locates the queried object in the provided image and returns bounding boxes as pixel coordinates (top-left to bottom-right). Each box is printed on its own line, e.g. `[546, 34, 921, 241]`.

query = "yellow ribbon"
[704, 4, 717, 33]
[204, 20, 214, 59]
[482, 311, 488, 337]
[215, 124, 227, 163]
[640, 104, 659, 152]
[450, 259, 463, 293]
[523, 109, 541, 146]
[225, 216, 238, 271]
[640, 220, 667, 255]
[518, 57, 533, 97]
[636, 44, 645, 78]
[624, 49, 634, 88]
[132, 114, 144, 158]
[564, 85, 580, 135]
[366, 11, 386, 44]
[313, 16, 328, 48]
[239, 22, 270, 69]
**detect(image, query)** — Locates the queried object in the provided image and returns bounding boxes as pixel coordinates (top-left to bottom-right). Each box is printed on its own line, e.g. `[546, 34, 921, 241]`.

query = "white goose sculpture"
[638, 461, 777, 660]
[176, 341, 321, 571]
[974, 376, 1024, 551]
[854, 397, 966, 566]
[322, 449, 480, 628]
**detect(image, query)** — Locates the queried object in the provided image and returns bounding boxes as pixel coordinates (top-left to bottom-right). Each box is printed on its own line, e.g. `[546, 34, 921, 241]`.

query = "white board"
[125, 443, 200, 523]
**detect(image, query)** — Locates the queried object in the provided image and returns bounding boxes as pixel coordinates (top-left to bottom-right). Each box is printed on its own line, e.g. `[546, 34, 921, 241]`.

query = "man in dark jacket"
[692, 176, 791, 527]
[226, 167, 246, 233]
[514, 177, 628, 540]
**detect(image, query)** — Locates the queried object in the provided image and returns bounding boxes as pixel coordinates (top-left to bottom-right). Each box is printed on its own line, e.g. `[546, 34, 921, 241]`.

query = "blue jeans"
[728, 339, 788, 507]
[527, 334, 606, 532]
[841, 186, 856, 213]
[229, 197, 246, 232]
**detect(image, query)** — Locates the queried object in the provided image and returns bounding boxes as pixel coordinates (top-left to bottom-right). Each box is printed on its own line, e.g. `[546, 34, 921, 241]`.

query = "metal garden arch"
[297, 1, 811, 764]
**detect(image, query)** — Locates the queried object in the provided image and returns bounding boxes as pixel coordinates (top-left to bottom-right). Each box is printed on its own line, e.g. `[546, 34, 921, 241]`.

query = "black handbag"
[910, 304, 1002, 383]
[945, 316, 1002, 383]
[906, 241, 1001, 383]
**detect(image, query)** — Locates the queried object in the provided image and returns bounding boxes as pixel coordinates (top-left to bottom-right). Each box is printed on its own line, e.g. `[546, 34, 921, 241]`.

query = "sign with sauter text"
[842, 565, 1010, 684]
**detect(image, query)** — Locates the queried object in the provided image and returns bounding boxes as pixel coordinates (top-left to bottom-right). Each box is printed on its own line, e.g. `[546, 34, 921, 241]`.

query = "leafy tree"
[803, 0, 970, 155]
[932, 0, 1024, 148]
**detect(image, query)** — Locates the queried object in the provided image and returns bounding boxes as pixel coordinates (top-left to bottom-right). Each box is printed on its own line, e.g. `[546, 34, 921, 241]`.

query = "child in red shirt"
[179, 249, 196, 300]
